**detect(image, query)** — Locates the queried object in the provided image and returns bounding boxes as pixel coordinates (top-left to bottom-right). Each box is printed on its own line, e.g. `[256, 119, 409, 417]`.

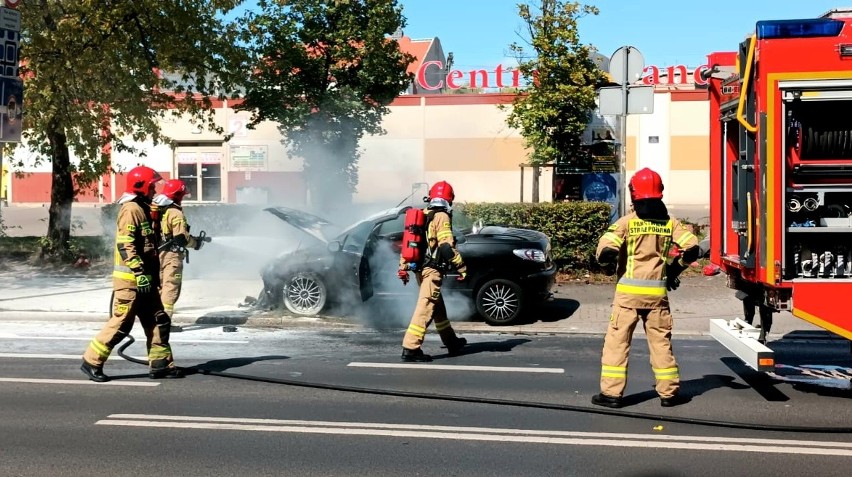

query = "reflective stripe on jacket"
[596, 211, 698, 308]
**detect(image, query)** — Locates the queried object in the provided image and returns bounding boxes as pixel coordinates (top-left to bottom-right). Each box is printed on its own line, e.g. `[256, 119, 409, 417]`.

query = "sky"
[397, 0, 851, 69]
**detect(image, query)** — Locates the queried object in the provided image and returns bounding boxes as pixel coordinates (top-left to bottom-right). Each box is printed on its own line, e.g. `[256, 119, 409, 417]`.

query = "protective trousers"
[600, 305, 680, 399]
[402, 266, 460, 350]
[83, 288, 176, 372]
[159, 251, 184, 316]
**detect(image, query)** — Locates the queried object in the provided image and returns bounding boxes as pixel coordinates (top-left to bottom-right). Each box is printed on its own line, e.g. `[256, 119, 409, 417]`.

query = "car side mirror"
[327, 241, 342, 253]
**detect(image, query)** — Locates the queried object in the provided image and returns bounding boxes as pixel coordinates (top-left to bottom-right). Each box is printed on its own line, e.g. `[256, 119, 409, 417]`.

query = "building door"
[175, 145, 224, 202]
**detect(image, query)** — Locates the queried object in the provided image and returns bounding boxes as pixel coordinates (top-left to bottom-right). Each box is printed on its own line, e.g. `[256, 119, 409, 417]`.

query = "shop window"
[175, 147, 223, 202]
[178, 163, 199, 200]
[201, 163, 221, 201]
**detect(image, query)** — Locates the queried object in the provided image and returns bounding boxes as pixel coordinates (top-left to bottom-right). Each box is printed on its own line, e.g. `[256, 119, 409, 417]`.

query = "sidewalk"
[0, 258, 822, 338]
[1, 203, 106, 237]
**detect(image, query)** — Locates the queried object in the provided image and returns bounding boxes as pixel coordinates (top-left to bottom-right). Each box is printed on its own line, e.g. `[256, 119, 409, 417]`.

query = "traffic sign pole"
[604, 45, 652, 218]
[619, 51, 630, 217]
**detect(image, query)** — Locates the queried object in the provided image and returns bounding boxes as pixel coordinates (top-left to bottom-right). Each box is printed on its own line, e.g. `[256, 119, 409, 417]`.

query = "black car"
[254, 205, 556, 325]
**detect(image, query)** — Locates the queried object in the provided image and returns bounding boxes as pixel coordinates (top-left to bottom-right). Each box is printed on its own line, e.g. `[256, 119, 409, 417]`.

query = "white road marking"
[0, 378, 158, 387]
[0, 334, 248, 344]
[0, 353, 147, 361]
[97, 414, 852, 456]
[348, 362, 564, 373]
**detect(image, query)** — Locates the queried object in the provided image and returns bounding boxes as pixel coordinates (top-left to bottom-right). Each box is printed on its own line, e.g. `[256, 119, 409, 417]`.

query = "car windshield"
[452, 209, 475, 231]
[339, 220, 375, 252]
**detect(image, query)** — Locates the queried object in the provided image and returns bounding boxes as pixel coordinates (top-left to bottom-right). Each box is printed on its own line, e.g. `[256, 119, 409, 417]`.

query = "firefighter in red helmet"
[591, 167, 698, 408]
[81, 166, 183, 382]
[398, 180, 467, 362]
[153, 179, 209, 318]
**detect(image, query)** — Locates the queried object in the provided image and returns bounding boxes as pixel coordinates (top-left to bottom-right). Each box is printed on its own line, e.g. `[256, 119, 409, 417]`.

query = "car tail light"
[513, 248, 546, 263]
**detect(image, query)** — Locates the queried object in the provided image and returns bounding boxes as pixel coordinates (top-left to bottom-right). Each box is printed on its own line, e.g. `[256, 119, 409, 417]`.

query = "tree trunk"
[531, 165, 540, 203]
[301, 126, 356, 213]
[45, 117, 74, 258]
[306, 165, 352, 213]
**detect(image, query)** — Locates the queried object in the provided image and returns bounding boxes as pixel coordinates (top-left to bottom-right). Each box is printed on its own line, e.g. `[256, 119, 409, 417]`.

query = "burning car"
[254, 205, 556, 326]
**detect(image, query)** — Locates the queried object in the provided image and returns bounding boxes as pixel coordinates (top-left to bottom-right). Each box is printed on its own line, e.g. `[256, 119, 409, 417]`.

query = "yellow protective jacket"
[112, 194, 161, 290]
[596, 211, 698, 308]
[160, 206, 197, 258]
[399, 209, 466, 275]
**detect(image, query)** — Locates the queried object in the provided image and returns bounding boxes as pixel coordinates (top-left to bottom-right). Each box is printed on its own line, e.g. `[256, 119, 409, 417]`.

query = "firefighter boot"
[80, 361, 110, 383]
[660, 394, 691, 407]
[149, 367, 185, 379]
[401, 347, 433, 363]
[446, 337, 467, 356]
[591, 393, 623, 408]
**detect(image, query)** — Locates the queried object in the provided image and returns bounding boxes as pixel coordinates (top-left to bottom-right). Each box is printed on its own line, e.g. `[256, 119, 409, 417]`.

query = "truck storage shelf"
[786, 186, 852, 192]
[786, 227, 852, 232]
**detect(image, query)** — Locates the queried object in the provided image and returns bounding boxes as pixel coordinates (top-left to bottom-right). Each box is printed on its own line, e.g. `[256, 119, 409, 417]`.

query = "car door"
[368, 213, 408, 294]
[333, 220, 375, 302]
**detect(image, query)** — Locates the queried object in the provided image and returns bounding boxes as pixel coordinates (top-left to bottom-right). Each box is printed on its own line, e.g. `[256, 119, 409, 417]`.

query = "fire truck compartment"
[783, 88, 852, 177]
[782, 90, 852, 283]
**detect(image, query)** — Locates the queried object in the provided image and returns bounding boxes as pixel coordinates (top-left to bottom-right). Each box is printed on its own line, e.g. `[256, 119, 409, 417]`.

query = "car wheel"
[284, 272, 328, 316]
[476, 278, 524, 326]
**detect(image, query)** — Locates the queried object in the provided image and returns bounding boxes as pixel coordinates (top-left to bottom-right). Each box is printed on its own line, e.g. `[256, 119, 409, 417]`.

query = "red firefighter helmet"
[429, 181, 455, 203]
[628, 167, 664, 201]
[125, 166, 162, 194]
[161, 179, 188, 204]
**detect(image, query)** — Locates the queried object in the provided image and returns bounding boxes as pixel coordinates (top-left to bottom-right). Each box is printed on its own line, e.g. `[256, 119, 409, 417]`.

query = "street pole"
[618, 47, 631, 218]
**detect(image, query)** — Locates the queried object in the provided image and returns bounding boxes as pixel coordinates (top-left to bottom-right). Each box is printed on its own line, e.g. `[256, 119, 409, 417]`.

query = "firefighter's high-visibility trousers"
[83, 288, 176, 372]
[159, 252, 184, 316]
[599, 305, 680, 398]
[402, 267, 459, 350]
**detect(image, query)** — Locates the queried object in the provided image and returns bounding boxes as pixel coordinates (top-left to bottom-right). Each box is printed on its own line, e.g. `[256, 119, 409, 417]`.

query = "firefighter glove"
[665, 261, 687, 291]
[598, 248, 618, 276]
[397, 269, 409, 286]
[457, 270, 467, 282]
[136, 274, 153, 294]
[667, 276, 681, 291]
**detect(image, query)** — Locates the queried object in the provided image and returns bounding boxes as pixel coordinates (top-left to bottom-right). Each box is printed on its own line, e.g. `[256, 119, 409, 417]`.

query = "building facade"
[3, 38, 713, 211]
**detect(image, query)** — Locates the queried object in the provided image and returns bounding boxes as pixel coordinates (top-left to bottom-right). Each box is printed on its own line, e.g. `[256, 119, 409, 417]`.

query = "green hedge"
[456, 201, 611, 272]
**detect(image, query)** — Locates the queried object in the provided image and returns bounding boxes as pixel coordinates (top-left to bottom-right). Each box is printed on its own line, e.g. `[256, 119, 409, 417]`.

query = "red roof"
[396, 36, 434, 75]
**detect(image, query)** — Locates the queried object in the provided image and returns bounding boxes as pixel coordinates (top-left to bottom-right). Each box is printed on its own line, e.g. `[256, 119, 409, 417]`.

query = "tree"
[235, 0, 414, 212]
[16, 0, 246, 258]
[504, 0, 606, 202]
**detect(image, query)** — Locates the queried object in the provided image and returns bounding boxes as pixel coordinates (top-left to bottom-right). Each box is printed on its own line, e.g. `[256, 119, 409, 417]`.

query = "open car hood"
[263, 207, 335, 244]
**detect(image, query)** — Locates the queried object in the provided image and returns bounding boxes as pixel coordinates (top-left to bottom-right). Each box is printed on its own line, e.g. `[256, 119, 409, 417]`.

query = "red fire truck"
[705, 9, 852, 372]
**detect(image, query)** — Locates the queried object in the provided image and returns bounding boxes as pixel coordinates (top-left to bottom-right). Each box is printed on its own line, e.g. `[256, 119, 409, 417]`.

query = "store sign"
[415, 60, 712, 91]
[641, 64, 710, 86]
[416, 61, 523, 91]
[230, 145, 268, 172]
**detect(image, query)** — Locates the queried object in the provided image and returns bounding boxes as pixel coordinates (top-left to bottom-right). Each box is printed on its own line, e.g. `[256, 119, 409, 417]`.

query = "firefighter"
[80, 166, 183, 382]
[153, 179, 207, 318]
[591, 168, 699, 408]
[398, 181, 468, 362]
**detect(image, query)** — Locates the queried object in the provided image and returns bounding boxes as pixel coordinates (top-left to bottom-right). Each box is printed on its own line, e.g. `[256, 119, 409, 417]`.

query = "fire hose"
[114, 335, 852, 434]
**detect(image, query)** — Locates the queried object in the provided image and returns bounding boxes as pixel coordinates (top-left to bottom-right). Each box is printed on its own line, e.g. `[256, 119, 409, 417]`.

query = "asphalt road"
[1, 322, 850, 477]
